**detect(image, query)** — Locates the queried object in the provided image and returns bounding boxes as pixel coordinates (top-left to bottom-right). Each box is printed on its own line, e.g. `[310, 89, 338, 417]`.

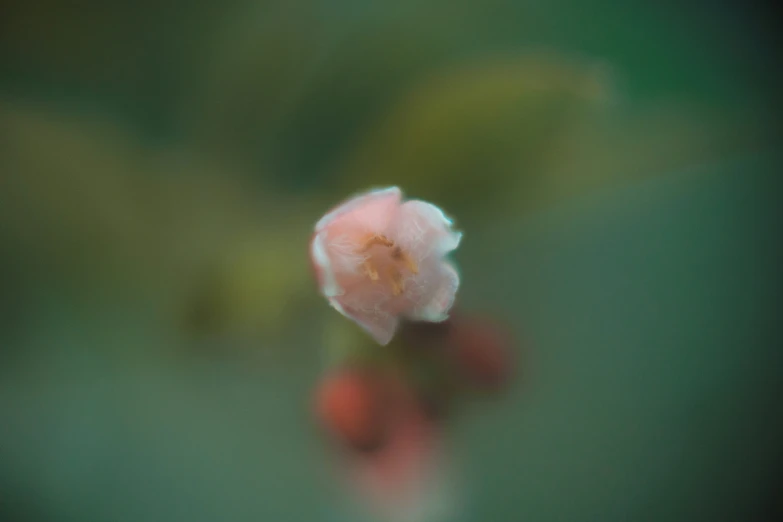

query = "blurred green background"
[1, 1, 781, 521]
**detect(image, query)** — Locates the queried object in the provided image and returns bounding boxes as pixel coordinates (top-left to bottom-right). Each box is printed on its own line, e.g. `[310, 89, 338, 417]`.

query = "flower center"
[359, 234, 418, 296]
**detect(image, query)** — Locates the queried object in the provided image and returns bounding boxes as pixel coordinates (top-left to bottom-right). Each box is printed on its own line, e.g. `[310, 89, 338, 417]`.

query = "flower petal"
[310, 230, 343, 298]
[390, 200, 462, 262]
[405, 262, 459, 322]
[316, 186, 401, 233]
[332, 300, 400, 346]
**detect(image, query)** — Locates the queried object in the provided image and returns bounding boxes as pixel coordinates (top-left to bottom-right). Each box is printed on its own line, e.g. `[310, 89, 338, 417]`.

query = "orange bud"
[448, 316, 514, 391]
[315, 369, 388, 452]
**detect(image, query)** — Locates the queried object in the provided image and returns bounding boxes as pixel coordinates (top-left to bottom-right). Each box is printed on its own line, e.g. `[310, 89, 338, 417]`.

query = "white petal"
[392, 200, 462, 261]
[406, 262, 460, 323]
[315, 186, 401, 232]
[330, 299, 400, 345]
[310, 231, 343, 298]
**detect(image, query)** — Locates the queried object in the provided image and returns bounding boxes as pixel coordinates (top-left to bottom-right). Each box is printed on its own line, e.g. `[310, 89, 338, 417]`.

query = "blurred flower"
[395, 314, 516, 400]
[447, 315, 514, 392]
[317, 365, 456, 522]
[348, 392, 451, 522]
[315, 367, 390, 453]
[310, 187, 462, 345]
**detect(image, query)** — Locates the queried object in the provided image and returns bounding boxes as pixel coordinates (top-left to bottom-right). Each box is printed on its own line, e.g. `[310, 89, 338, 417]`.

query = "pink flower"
[311, 187, 462, 345]
[348, 393, 452, 522]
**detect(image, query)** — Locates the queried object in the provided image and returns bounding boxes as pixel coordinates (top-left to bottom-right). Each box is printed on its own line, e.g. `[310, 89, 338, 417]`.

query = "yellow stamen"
[401, 252, 418, 274]
[390, 246, 418, 274]
[358, 235, 417, 290]
[388, 267, 404, 296]
[363, 260, 379, 281]
[360, 234, 394, 252]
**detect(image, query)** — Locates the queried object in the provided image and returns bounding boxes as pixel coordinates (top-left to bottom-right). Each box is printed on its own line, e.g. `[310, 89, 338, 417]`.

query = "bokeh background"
[1, 1, 781, 521]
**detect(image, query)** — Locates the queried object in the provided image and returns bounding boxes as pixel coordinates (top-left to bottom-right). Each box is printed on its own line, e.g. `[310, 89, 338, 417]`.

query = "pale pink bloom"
[350, 407, 454, 522]
[310, 187, 462, 345]
[341, 377, 460, 522]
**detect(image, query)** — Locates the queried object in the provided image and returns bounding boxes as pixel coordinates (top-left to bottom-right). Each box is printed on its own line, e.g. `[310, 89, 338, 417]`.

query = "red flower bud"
[314, 369, 389, 452]
[448, 316, 514, 391]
